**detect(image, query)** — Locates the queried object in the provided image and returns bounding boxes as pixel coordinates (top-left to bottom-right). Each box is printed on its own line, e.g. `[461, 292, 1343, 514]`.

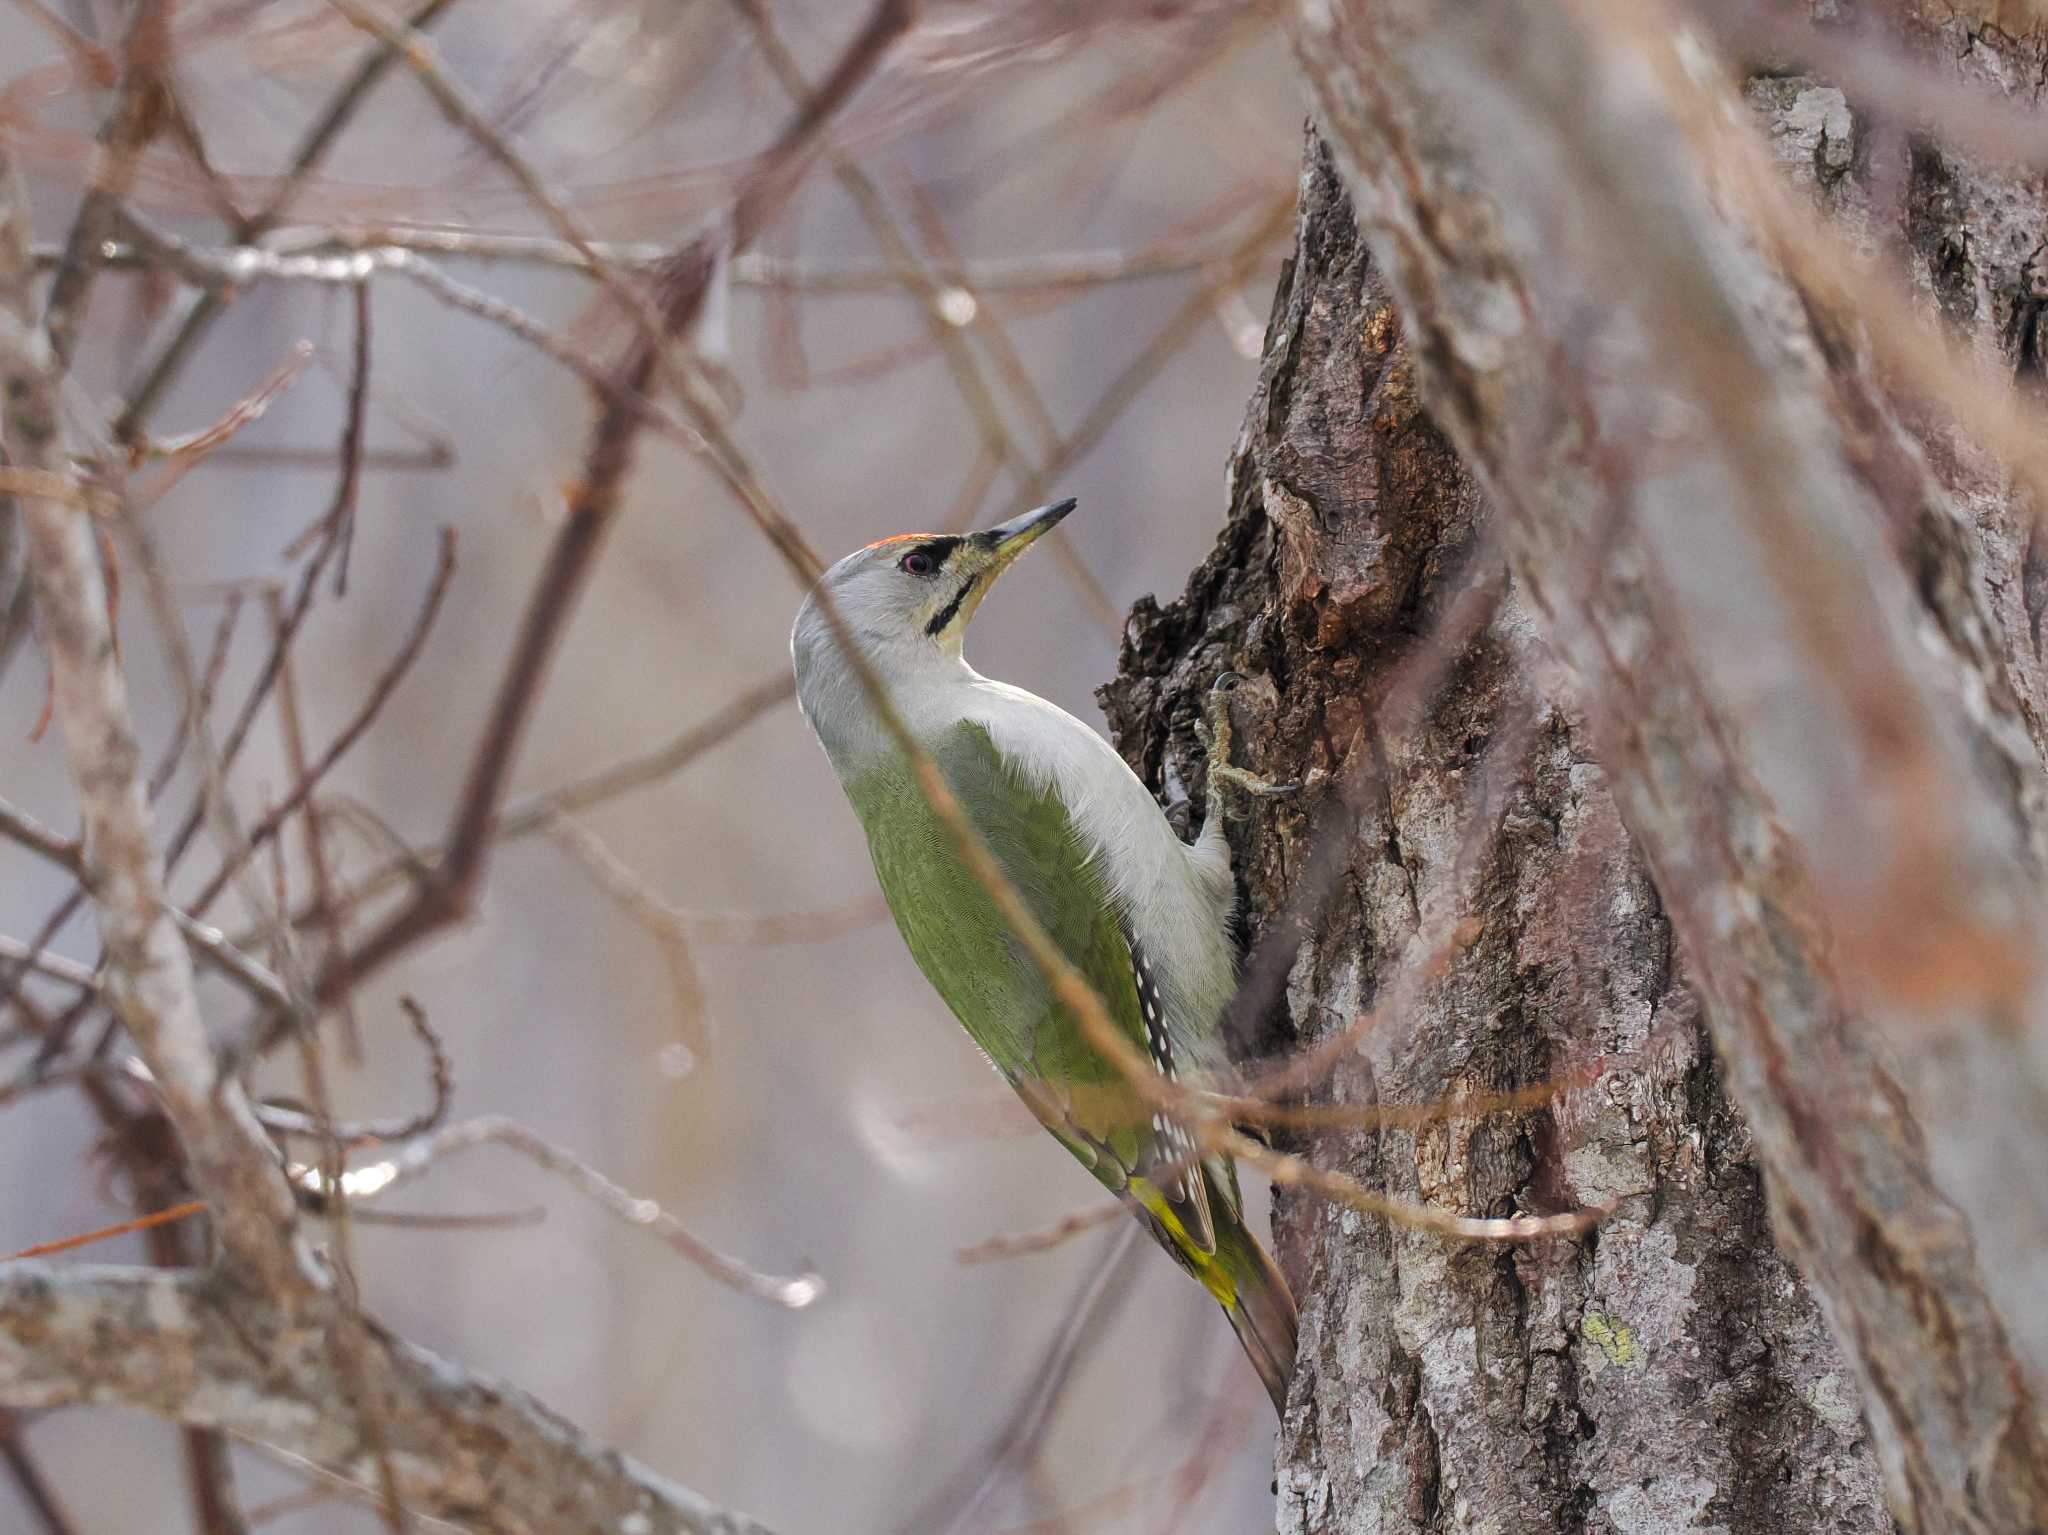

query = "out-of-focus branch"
[0, 141, 302, 1295]
[315, 0, 910, 1006]
[981, 195, 1293, 535]
[187, 527, 455, 922]
[955, 1200, 1123, 1264]
[896, 1227, 1144, 1535]
[37, 228, 1263, 294]
[1292, 0, 2048, 1520]
[40, 0, 170, 369]
[0, 1409, 80, 1535]
[730, 0, 1119, 631]
[0, 1264, 778, 1535]
[291, 1114, 824, 1308]
[281, 673, 792, 937]
[114, 0, 465, 439]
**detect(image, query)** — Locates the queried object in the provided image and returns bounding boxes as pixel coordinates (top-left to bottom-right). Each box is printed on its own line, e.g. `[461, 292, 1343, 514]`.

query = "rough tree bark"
[1103, 10, 2048, 1533]
[1108, 132, 1893, 1535]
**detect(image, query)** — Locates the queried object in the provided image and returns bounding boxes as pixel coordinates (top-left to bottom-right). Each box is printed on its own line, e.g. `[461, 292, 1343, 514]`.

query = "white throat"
[790, 592, 974, 771]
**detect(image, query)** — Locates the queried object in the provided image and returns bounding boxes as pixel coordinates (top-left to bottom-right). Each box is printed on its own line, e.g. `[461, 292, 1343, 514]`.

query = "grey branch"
[0, 1263, 774, 1535]
[292, 1114, 824, 1310]
[2, 145, 304, 1296]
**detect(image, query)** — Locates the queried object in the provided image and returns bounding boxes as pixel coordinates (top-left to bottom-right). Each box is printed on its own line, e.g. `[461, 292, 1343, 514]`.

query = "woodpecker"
[791, 498, 1298, 1411]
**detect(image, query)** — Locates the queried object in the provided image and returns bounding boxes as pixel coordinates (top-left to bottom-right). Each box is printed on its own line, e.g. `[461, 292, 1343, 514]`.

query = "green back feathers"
[842, 721, 1298, 1413]
[847, 722, 1150, 1168]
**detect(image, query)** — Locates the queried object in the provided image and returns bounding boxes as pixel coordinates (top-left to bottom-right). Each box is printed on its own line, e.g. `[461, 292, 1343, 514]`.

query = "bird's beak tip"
[982, 497, 1078, 558]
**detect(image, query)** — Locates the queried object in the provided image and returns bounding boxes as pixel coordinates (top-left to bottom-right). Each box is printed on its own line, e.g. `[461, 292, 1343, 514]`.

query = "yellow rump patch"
[1132, 1177, 1238, 1309]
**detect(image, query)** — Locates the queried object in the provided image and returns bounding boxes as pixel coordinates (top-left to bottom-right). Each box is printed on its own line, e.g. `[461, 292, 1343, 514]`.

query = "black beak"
[976, 498, 1077, 555]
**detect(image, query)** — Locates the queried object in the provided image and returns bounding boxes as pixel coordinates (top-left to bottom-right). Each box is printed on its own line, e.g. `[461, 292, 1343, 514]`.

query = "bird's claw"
[1213, 764, 1301, 801]
[1202, 672, 1297, 815]
[1198, 672, 1244, 752]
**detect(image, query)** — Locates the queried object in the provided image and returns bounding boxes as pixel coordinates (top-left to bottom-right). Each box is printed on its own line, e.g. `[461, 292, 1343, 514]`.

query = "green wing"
[847, 721, 1214, 1250]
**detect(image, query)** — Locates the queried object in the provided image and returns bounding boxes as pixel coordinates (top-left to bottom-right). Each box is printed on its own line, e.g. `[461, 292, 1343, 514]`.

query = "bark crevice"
[1104, 125, 1900, 1535]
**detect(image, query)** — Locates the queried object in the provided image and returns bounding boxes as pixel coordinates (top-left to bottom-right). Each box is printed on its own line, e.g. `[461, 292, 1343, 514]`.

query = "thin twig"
[261, 581, 355, 1054]
[0, 799, 81, 873]
[283, 673, 792, 936]
[314, 0, 906, 1004]
[42, 0, 171, 369]
[0, 1410, 83, 1535]
[113, 0, 465, 439]
[0, 935, 98, 993]
[896, 1226, 1144, 1535]
[956, 1201, 1124, 1264]
[4, 1200, 205, 1262]
[136, 342, 312, 464]
[187, 527, 456, 922]
[38, 229, 1263, 295]
[149, 588, 246, 799]
[256, 997, 452, 1149]
[291, 1115, 825, 1308]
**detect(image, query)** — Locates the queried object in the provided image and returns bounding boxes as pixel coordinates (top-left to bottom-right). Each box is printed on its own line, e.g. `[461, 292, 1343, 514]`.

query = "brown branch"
[4, 1199, 206, 1262]
[285, 673, 792, 936]
[0, 1263, 779, 1535]
[149, 588, 245, 799]
[113, 0, 466, 440]
[315, 0, 910, 1005]
[955, 1201, 1124, 1264]
[260, 584, 354, 1054]
[187, 527, 455, 922]
[0, 1410, 82, 1535]
[255, 996, 451, 1150]
[41, 0, 170, 369]
[128, 342, 316, 513]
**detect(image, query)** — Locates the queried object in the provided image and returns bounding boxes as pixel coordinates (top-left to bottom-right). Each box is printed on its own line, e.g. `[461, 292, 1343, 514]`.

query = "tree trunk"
[1103, 11, 2048, 1532]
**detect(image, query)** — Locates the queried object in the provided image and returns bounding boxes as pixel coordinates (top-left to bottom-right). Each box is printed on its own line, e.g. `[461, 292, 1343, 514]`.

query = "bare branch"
[114, 0, 466, 440]
[315, 0, 908, 1004]
[256, 997, 451, 1149]
[1, 138, 303, 1295]
[0, 1263, 778, 1535]
[285, 673, 792, 938]
[0, 1410, 82, 1535]
[187, 527, 456, 922]
[955, 1201, 1123, 1264]
[40, 228, 1267, 295]
[293, 1114, 824, 1309]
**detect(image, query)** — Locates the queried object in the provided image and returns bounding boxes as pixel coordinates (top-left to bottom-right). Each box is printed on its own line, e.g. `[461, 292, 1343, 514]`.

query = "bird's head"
[792, 498, 1075, 692]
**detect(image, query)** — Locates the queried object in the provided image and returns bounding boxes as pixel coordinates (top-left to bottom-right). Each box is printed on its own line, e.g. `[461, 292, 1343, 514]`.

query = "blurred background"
[0, 3, 1303, 1530]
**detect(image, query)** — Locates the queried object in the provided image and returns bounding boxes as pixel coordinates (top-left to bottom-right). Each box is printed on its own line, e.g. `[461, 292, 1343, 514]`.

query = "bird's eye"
[899, 550, 936, 577]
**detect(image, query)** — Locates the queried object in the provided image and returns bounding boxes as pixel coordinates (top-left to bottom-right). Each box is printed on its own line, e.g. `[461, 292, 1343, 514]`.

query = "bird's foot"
[1202, 673, 1300, 815]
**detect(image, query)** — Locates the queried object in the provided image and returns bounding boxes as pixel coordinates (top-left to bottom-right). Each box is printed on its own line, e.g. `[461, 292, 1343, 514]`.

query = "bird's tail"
[1130, 1175, 1299, 1413]
[1214, 1206, 1298, 1415]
